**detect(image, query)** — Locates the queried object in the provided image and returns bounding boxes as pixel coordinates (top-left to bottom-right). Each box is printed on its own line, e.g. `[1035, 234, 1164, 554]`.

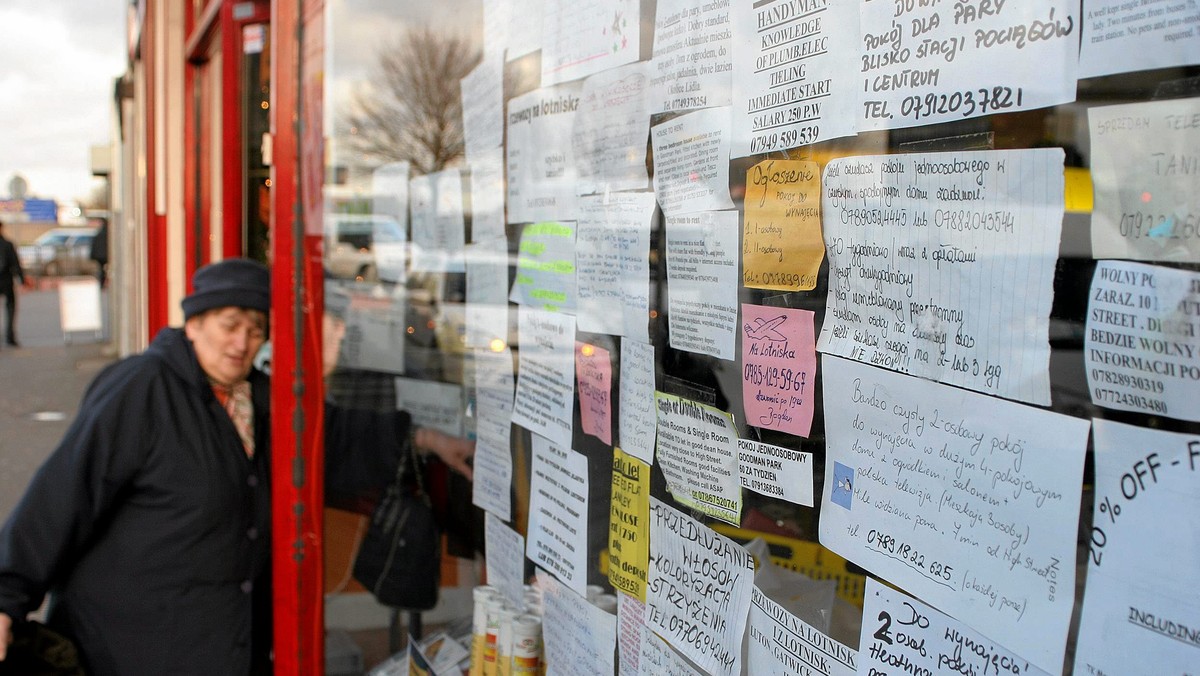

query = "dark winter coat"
[0, 327, 411, 675]
[0, 234, 23, 291]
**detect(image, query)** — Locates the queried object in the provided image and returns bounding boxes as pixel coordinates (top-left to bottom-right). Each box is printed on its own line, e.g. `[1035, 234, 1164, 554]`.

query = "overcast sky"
[0, 1, 125, 204]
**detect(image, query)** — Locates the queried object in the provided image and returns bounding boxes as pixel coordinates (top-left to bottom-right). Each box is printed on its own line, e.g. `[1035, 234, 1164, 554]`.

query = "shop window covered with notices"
[323, 0, 1199, 673]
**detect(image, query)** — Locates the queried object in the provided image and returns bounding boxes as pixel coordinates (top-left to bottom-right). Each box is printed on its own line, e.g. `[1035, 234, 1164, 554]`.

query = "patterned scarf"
[212, 380, 255, 458]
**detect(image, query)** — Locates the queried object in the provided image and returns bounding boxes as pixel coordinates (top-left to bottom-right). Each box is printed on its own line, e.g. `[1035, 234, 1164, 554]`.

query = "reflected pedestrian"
[0, 221, 29, 347]
[89, 217, 109, 288]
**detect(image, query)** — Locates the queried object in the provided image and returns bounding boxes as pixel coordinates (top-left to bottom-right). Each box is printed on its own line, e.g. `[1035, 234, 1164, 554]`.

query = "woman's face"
[185, 307, 268, 386]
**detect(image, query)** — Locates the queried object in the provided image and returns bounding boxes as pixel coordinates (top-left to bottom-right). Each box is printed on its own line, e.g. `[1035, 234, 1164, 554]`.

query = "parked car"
[18, 227, 100, 277]
[323, 214, 406, 282]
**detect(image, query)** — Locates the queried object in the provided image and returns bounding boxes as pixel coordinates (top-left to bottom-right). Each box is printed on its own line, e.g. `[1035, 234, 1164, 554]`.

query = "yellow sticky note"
[742, 159, 824, 291]
[608, 448, 650, 601]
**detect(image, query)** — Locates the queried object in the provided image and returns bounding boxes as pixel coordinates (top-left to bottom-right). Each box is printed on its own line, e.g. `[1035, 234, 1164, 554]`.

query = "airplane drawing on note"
[744, 315, 788, 342]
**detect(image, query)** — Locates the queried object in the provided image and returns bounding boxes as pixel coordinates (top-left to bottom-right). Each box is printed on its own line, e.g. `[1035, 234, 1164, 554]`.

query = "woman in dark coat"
[0, 258, 473, 675]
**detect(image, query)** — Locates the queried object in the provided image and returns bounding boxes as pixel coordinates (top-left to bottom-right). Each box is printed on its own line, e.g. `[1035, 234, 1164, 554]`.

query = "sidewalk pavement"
[0, 284, 116, 522]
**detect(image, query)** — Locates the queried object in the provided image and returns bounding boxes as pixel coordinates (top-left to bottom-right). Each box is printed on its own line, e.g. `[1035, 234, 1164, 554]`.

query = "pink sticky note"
[741, 304, 817, 437]
[576, 341, 613, 445]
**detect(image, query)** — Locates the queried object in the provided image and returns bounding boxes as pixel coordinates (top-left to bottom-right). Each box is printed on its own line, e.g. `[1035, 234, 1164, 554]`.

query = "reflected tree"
[345, 28, 481, 174]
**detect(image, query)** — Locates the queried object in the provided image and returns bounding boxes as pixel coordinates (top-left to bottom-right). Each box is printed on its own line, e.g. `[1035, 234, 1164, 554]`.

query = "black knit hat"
[181, 258, 271, 319]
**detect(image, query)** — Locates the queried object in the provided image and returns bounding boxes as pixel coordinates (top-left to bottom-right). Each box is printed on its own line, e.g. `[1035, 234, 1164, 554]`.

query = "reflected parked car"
[323, 214, 406, 283]
[18, 227, 100, 277]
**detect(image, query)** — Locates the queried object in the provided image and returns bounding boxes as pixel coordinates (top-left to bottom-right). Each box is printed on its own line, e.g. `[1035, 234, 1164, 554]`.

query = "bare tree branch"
[344, 28, 481, 175]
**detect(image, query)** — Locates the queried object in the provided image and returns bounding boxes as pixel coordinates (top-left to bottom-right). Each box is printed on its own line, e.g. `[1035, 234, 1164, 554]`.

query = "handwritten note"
[742, 159, 824, 291]
[858, 0, 1078, 131]
[609, 448, 650, 601]
[731, 0, 858, 154]
[819, 355, 1090, 674]
[509, 221, 577, 314]
[817, 149, 1065, 406]
[485, 512, 528, 608]
[651, 107, 736, 216]
[506, 83, 582, 224]
[741, 303, 817, 437]
[394, 377, 463, 436]
[738, 438, 814, 507]
[666, 210, 739, 360]
[473, 346, 515, 521]
[640, 629, 705, 676]
[572, 62, 651, 195]
[576, 341, 613, 445]
[340, 291, 406, 375]
[409, 169, 466, 273]
[461, 54, 505, 160]
[370, 161, 409, 227]
[1089, 97, 1200, 263]
[747, 585, 856, 676]
[646, 498, 754, 676]
[528, 436, 589, 596]
[575, 192, 656, 341]
[540, 0, 639, 86]
[1085, 260, 1200, 422]
[860, 578, 1047, 676]
[619, 339, 657, 464]
[1074, 419, 1200, 675]
[1080, 0, 1200, 78]
[537, 569, 617, 676]
[469, 147, 507, 243]
[465, 236, 511, 350]
[650, 0, 733, 113]
[512, 308, 576, 447]
[654, 392, 742, 525]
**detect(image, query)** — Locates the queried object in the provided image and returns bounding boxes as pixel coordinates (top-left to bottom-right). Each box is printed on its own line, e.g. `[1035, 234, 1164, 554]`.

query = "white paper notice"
[653, 392, 742, 525]
[371, 161, 409, 226]
[860, 579, 1048, 676]
[1089, 97, 1200, 263]
[469, 147, 508, 242]
[461, 54, 505, 160]
[817, 149, 1065, 406]
[818, 355, 1091, 674]
[527, 436, 589, 596]
[465, 236, 511, 350]
[650, 107, 736, 217]
[509, 221, 577, 314]
[1074, 419, 1200, 676]
[512, 308, 576, 447]
[858, 1, 1078, 131]
[540, 0, 640, 86]
[1080, 0, 1200, 78]
[640, 629, 704, 676]
[619, 339, 658, 465]
[340, 291, 406, 374]
[1085, 260, 1200, 422]
[618, 593, 647, 676]
[731, 0, 859, 155]
[504, 0, 543, 60]
[737, 438, 814, 507]
[646, 498, 754, 676]
[537, 569, 617, 676]
[747, 585, 856, 676]
[507, 83, 583, 224]
[409, 169, 467, 273]
[576, 193, 656, 341]
[394, 377, 463, 436]
[572, 62, 651, 195]
[485, 512, 527, 609]
[650, 0, 733, 114]
[665, 210, 740, 360]
[473, 346, 515, 521]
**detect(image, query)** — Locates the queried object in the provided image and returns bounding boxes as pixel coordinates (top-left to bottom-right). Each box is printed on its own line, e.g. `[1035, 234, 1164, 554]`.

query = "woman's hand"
[415, 427, 475, 481]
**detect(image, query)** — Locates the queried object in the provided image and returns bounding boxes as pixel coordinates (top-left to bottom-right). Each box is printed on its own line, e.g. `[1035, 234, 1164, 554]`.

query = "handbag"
[352, 435, 441, 610]
[0, 619, 86, 676]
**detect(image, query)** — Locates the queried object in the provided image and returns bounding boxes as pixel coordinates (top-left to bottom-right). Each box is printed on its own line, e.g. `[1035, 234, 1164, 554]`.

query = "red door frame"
[270, 0, 327, 672]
